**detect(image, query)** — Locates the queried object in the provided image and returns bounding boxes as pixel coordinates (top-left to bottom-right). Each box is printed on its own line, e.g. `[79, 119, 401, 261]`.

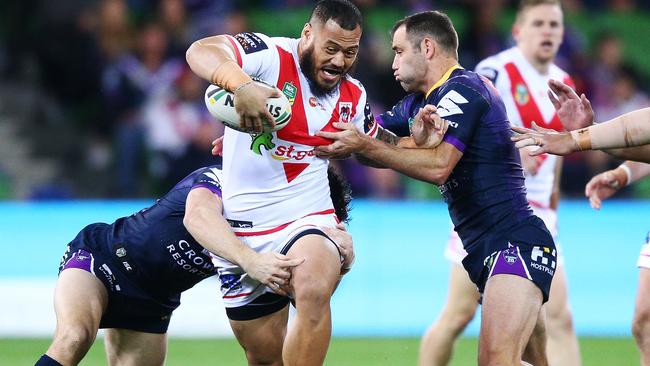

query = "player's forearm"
[624, 161, 650, 184]
[358, 137, 453, 185]
[186, 36, 252, 91]
[604, 145, 650, 164]
[571, 108, 650, 151]
[549, 157, 563, 211]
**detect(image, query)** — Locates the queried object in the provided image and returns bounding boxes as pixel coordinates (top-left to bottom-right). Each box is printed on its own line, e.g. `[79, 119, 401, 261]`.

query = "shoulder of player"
[436, 74, 490, 106]
[341, 75, 368, 100]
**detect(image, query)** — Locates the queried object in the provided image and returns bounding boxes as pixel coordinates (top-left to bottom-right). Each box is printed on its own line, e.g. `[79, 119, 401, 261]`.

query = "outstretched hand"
[584, 168, 626, 210]
[314, 122, 366, 159]
[322, 223, 355, 275]
[242, 252, 304, 296]
[548, 79, 594, 131]
[411, 105, 449, 148]
[511, 122, 578, 156]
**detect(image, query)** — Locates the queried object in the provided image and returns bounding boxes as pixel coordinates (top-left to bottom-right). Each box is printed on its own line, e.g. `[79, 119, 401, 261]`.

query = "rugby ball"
[204, 81, 292, 132]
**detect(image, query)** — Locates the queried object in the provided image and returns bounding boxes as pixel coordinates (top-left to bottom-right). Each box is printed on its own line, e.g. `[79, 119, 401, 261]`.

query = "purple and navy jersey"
[377, 67, 533, 250]
[102, 165, 223, 297]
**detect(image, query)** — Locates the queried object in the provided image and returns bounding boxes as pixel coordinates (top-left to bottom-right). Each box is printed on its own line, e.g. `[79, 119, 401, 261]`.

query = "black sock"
[35, 354, 64, 366]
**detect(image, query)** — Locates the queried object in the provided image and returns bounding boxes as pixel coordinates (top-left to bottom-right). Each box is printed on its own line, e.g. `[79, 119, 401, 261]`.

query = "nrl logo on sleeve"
[282, 82, 297, 105]
[234, 32, 268, 54]
[338, 102, 352, 123]
[436, 90, 468, 118]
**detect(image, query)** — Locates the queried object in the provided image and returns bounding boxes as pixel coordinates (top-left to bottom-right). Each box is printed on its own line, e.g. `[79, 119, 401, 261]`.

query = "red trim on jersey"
[223, 292, 254, 299]
[317, 79, 363, 140]
[504, 62, 564, 132]
[225, 35, 243, 67]
[528, 199, 550, 209]
[234, 209, 337, 236]
[282, 162, 309, 183]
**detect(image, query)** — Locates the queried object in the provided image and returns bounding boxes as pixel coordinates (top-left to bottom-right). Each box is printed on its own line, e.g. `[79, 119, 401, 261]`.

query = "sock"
[35, 354, 64, 366]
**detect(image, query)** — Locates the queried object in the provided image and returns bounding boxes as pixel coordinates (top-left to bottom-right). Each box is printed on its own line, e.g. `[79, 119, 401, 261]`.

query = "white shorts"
[637, 232, 650, 269]
[444, 206, 564, 265]
[212, 213, 339, 309]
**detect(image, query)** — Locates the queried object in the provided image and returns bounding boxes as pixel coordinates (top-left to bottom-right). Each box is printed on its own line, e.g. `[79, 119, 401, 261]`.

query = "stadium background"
[1, 0, 650, 364]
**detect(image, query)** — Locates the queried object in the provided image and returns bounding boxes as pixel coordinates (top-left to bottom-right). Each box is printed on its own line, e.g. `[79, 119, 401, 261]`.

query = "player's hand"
[241, 252, 304, 296]
[411, 105, 449, 148]
[548, 79, 594, 131]
[314, 122, 367, 159]
[234, 81, 280, 133]
[585, 168, 627, 210]
[211, 136, 224, 156]
[511, 123, 578, 156]
[322, 223, 355, 275]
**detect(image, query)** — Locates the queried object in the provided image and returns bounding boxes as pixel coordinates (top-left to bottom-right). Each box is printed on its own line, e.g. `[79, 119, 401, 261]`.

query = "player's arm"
[585, 161, 650, 210]
[186, 35, 279, 132]
[550, 157, 563, 210]
[184, 187, 303, 295]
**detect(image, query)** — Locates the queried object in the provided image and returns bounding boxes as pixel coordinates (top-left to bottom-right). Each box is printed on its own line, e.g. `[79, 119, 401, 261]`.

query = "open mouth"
[321, 67, 342, 82]
[540, 40, 554, 48]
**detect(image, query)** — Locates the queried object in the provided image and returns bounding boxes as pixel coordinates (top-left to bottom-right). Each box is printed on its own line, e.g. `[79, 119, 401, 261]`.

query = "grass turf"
[3, 337, 637, 365]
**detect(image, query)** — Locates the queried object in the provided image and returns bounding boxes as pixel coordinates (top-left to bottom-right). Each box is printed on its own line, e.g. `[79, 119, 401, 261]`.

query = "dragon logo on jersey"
[338, 102, 352, 123]
[250, 132, 275, 155]
[282, 82, 297, 105]
[514, 83, 530, 105]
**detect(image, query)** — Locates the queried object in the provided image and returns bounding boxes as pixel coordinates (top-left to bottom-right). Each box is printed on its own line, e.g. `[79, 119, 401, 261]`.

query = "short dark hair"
[391, 11, 458, 59]
[310, 0, 363, 31]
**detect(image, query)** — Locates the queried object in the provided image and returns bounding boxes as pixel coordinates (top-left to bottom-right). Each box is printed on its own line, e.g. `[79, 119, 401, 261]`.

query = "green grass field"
[1, 337, 638, 365]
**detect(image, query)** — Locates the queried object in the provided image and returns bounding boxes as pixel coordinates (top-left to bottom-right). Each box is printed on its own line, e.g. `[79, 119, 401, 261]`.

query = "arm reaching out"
[585, 161, 650, 210]
[184, 188, 304, 295]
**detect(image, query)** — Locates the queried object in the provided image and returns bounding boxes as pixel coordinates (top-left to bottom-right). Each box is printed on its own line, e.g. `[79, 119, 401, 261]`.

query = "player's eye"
[326, 47, 337, 54]
[345, 49, 358, 58]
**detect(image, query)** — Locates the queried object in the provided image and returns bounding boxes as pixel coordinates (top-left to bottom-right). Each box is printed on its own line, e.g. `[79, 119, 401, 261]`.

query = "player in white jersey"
[186, 1, 373, 365]
[418, 1, 582, 365]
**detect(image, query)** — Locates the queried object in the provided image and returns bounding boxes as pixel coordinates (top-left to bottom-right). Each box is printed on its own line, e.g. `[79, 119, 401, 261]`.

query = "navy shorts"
[461, 215, 557, 303]
[59, 224, 178, 334]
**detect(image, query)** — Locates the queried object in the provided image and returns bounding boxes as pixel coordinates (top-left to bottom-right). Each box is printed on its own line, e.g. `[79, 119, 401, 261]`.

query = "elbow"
[185, 41, 201, 69]
[183, 210, 200, 235]
[421, 166, 453, 185]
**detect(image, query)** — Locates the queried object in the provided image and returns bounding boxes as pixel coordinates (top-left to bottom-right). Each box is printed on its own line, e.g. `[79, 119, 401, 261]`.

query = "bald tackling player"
[186, 1, 375, 365]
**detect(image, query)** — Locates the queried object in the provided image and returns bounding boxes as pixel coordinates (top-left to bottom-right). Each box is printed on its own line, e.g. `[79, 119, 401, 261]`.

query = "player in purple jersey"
[316, 11, 555, 365]
[34, 165, 353, 366]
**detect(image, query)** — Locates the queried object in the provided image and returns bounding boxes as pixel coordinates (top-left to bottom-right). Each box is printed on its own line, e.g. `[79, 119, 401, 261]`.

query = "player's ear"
[301, 23, 312, 41]
[422, 38, 435, 60]
[512, 23, 521, 42]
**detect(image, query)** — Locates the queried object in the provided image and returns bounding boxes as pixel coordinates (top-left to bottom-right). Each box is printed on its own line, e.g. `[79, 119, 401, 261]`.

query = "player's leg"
[479, 274, 543, 366]
[104, 329, 167, 366]
[283, 233, 342, 366]
[39, 268, 108, 366]
[419, 263, 480, 366]
[229, 305, 289, 365]
[633, 268, 650, 366]
[545, 264, 581, 366]
[522, 307, 547, 366]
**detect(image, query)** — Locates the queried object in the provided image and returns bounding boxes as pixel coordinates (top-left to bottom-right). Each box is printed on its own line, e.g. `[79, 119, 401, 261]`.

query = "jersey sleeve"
[375, 94, 418, 137]
[190, 167, 223, 197]
[475, 57, 501, 85]
[350, 87, 379, 138]
[225, 32, 278, 81]
[433, 81, 489, 153]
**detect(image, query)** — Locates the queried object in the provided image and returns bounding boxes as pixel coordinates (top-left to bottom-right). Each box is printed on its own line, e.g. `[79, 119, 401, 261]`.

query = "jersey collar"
[425, 64, 464, 99]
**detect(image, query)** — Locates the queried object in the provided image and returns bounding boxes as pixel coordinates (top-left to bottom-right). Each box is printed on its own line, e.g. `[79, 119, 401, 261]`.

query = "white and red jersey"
[476, 47, 574, 209]
[220, 32, 378, 235]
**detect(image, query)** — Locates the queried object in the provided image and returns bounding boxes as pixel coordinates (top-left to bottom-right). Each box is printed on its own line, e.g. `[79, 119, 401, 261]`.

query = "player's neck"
[424, 58, 458, 94]
[521, 49, 552, 75]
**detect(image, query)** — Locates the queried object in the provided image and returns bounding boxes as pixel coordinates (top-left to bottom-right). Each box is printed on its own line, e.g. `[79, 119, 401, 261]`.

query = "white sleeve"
[226, 32, 279, 83]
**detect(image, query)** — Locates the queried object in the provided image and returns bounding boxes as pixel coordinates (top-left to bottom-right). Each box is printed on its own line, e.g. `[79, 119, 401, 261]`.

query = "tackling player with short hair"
[35, 164, 353, 366]
[420, 1, 582, 365]
[185, 0, 374, 365]
[316, 10, 557, 366]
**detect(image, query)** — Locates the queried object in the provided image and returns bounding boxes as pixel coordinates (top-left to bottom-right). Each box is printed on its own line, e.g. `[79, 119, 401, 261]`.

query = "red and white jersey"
[220, 32, 378, 235]
[476, 47, 574, 208]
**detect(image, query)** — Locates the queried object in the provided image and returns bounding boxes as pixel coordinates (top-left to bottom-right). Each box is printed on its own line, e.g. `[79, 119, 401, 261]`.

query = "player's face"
[514, 4, 564, 66]
[391, 25, 427, 93]
[300, 19, 361, 96]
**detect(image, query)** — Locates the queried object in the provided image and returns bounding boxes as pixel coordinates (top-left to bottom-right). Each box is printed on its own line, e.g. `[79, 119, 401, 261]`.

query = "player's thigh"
[104, 328, 167, 366]
[229, 305, 289, 361]
[444, 263, 480, 316]
[481, 274, 543, 344]
[635, 268, 650, 320]
[54, 268, 108, 333]
[286, 234, 341, 298]
[546, 264, 570, 319]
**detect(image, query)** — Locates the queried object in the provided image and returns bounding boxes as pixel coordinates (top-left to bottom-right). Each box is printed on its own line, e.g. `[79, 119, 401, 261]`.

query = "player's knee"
[245, 349, 282, 366]
[52, 325, 95, 352]
[478, 345, 518, 366]
[293, 280, 332, 310]
[546, 305, 574, 334]
[632, 307, 650, 341]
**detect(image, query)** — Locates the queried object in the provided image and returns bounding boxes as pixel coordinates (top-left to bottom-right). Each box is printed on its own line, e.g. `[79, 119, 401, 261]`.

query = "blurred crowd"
[0, 0, 649, 200]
